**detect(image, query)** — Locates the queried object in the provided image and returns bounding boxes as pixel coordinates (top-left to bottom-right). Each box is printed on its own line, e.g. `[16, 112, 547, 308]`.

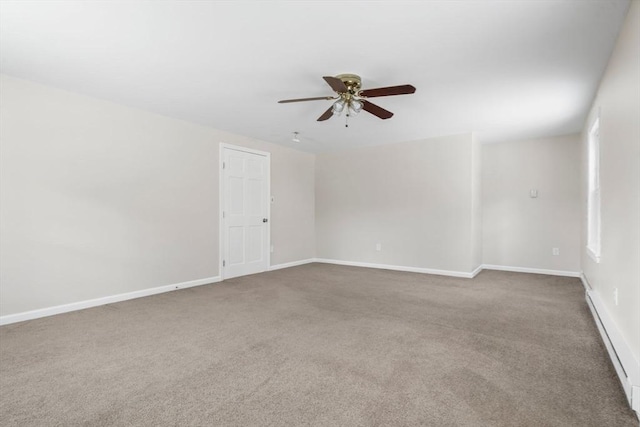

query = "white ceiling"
[0, 1, 630, 152]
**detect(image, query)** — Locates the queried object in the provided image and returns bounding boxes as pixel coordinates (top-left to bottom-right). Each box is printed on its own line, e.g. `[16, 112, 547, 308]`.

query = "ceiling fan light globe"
[332, 99, 345, 114]
[350, 99, 363, 113]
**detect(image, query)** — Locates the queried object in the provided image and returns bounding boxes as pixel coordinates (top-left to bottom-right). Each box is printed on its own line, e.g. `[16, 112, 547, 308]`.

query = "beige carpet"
[0, 264, 637, 426]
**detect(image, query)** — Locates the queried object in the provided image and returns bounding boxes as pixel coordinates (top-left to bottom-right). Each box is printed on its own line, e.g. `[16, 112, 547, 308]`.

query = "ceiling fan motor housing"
[336, 74, 362, 95]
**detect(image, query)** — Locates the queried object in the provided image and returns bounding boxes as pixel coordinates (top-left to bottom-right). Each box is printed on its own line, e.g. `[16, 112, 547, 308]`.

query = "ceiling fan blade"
[323, 76, 348, 93]
[359, 84, 416, 98]
[362, 100, 394, 119]
[317, 106, 334, 121]
[278, 96, 335, 103]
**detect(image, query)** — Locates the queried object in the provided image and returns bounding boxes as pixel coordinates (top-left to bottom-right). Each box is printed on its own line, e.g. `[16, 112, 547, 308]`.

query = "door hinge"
[223, 211, 225, 218]
[223, 260, 226, 267]
[222, 161, 226, 169]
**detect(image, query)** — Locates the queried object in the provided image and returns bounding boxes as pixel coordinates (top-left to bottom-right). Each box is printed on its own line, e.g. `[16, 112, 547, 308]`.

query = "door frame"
[219, 142, 271, 280]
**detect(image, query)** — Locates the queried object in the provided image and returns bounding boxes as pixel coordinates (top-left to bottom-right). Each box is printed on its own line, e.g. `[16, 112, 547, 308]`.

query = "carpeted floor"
[0, 264, 637, 426]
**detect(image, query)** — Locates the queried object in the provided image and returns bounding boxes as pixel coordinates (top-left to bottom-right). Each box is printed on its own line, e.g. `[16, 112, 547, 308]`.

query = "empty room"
[1, 1, 638, 426]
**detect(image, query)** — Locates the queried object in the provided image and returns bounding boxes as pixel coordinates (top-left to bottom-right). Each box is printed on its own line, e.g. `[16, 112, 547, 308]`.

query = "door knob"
[263, 218, 268, 223]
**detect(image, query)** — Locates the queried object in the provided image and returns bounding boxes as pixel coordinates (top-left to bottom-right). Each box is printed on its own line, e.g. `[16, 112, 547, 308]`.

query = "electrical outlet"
[614, 288, 619, 306]
[375, 243, 382, 251]
[552, 248, 560, 256]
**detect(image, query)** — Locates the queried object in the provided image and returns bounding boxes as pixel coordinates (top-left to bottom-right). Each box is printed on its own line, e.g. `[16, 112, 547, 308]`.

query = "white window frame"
[587, 117, 601, 263]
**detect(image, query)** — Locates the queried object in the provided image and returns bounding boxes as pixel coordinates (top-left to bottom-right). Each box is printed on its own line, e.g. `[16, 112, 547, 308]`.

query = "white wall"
[482, 134, 581, 272]
[315, 133, 481, 274]
[0, 74, 315, 316]
[471, 134, 483, 269]
[581, 0, 639, 364]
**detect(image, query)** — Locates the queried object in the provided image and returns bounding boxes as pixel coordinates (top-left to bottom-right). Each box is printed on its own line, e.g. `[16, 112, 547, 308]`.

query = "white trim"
[265, 152, 271, 275]
[580, 272, 592, 290]
[583, 274, 640, 413]
[0, 276, 221, 326]
[586, 246, 602, 263]
[219, 144, 224, 279]
[219, 143, 270, 158]
[589, 286, 640, 385]
[585, 293, 632, 402]
[268, 258, 315, 271]
[312, 260, 580, 279]
[587, 116, 602, 262]
[481, 264, 581, 277]
[219, 143, 271, 281]
[470, 264, 483, 278]
[313, 258, 478, 278]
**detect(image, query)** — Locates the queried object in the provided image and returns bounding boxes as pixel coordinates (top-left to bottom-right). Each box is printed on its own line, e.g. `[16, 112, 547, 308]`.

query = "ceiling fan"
[278, 74, 416, 126]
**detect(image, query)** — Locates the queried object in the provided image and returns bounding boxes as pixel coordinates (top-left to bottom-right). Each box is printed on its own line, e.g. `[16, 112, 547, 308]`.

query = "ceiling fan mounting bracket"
[335, 73, 362, 94]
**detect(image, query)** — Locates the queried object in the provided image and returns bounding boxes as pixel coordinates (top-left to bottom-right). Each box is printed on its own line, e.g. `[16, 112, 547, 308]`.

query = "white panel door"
[222, 147, 269, 279]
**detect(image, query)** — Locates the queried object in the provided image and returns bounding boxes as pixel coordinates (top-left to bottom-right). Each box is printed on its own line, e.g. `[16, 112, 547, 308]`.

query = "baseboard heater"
[585, 290, 640, 415]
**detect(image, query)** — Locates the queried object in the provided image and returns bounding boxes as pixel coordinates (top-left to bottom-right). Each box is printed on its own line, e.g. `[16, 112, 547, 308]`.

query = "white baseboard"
[470, 264, 483, 278]
[482, 264, 581, 277]
[579, 272, 592, 290]
[313, 258, 479, 278]
[268, 258, 315, 271]
[312, 259, 580, 280]
[582, 274, 640, 413]
[0, 276, 221, 326]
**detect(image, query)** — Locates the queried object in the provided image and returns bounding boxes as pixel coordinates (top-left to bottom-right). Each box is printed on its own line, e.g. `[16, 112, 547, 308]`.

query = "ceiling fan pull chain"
[345, 111, 349, 128]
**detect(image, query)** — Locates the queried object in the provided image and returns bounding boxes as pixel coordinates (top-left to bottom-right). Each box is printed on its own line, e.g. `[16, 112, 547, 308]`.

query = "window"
[587, 118, 601, 262]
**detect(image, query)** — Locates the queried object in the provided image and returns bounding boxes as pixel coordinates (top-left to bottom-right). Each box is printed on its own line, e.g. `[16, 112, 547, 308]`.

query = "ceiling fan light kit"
[332, 99, 346, 114]
[350, 99, 363, 113]
[278, 74, 416, 127]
